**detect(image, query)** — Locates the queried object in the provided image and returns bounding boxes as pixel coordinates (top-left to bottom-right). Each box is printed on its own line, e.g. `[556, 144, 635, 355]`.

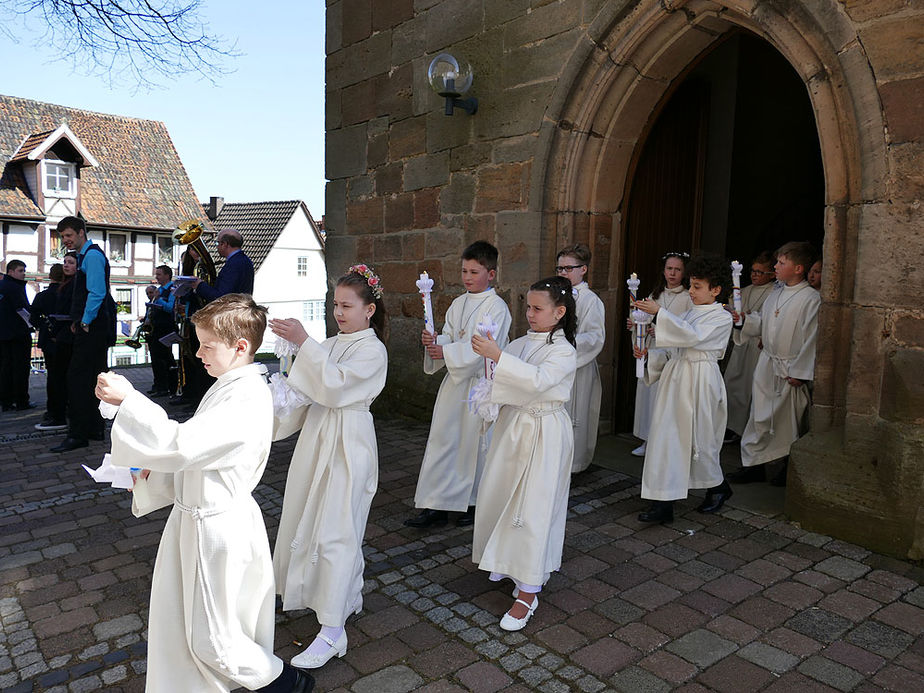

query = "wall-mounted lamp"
[427, 53, 478, 116]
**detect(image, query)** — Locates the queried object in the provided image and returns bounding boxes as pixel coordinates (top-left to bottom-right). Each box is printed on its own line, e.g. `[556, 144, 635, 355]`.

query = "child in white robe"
[555, 244, 606, 473]
[268, 265, 388, 670]
[97, 294, 314, 693]
[471, 276, 577, 632]
[633, 255, 735, 524]
[723, 251, 776, 439]
[631, 252, 693, 457]
[731, 242, 821, 486]
[406, 241, 512, 528]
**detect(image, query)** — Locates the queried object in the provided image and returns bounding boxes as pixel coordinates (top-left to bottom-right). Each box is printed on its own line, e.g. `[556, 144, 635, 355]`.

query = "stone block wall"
[326, 0, 924, 556]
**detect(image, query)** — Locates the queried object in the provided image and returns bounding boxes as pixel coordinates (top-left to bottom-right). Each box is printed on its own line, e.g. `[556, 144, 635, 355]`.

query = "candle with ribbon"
[631, 308, 654, 379]
[416, 271, 436, 335]
[730, 260, 743, 325]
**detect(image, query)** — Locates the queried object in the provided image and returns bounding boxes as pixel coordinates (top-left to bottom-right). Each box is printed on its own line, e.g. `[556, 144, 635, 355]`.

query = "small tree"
[0, 0, 238, 89]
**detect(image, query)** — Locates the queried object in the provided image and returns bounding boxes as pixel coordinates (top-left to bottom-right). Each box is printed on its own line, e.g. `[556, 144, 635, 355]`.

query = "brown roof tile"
[0, 94, 205, 229]
[201, 200, 322, 273]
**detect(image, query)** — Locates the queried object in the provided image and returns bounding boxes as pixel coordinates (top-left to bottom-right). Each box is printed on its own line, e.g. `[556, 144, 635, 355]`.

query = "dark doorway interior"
[613, 32, 825, 432]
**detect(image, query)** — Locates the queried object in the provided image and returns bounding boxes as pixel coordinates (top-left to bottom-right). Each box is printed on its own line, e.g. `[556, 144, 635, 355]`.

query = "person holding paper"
[0, 259, 34, 412]
[148, 265, 177, 396]
[96, 294, 314, 693]
[405, 241, 512, 529]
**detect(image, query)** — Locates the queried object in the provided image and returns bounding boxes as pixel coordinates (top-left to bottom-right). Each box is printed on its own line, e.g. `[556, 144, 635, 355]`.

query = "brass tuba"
[174, 220, 217, 285]
[172, 220, 218, 396]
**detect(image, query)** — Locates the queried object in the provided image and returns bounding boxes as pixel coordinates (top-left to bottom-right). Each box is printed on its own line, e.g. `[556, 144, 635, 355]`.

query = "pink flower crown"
[348, 263, 384, 299]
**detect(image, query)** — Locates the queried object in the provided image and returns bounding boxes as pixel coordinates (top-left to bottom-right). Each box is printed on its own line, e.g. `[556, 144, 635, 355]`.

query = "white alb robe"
[272, 328, 387, 626]
[633, 286, 693, 440]
[109, 363, 280, 693]
[740, 281, 820, 466]
[641, 304, 734, 500]
[570, 282, 606, 473]
[415, 288, 512, 511]
[472, 330, 576, 586]
[723, 282, 774, 434]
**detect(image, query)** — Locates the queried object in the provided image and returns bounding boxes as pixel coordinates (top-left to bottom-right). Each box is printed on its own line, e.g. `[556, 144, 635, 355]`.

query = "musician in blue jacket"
[193, 228, 255, 301]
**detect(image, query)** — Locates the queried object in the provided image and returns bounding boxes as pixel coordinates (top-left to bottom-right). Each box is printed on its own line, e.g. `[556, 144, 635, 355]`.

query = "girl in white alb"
[471, 276, 577, 632]
[632, 252, 693, 457]
[268, 265, 388, 670]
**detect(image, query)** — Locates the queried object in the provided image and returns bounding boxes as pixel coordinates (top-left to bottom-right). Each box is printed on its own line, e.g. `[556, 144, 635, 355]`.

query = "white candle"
[730, 260, 743, 325]
[626, 272, 640, 303]
[416, 271, 435, 335]
[631, 308, 653, 379]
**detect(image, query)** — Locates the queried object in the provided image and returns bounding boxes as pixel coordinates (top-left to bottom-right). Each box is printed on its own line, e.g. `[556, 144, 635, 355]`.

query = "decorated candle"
[416, 271, 436, 334]
[730, 260, 743, 325]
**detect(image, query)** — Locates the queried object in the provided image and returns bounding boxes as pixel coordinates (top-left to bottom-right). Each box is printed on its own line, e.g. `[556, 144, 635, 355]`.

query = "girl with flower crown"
[267, 264, 388, 670]
[470, 276, 577, 632]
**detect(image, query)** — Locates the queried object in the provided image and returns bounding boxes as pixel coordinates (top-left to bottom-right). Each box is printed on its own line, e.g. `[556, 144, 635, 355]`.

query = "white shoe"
[291, 630, 347, 669]
[631, 442, 647, 457]
[500, 596, 538, 631]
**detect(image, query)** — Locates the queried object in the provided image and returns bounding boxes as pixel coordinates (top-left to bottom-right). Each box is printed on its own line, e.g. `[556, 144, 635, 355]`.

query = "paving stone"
[620, 581, 681, 610]
[595, 597, 644, 625]
[814, 556, 871, 581]
[702, 574, 762, 604]
[92, 614, 142, 641]
[872, 664, 924, 691]
[666, 629, 737, 667]
[697, 654, 775, 692]
[706, 615, 761, 645]
[799, 655, 866, 691]
[738, 641, 800, 673]
[822, 641, 885, 676]
[610, 665, 672, 693]
[570, 638, 641, 677]
[455, 660, 512, 693]
[793, 569, 846, 594]
[352, 664, 424, 693]
[818, 590, 881, 622]
[638, 650, 698, 684]
[874, 602, 924, 635]
[846, 620, 915, 657]
[611, 623, 670, 653]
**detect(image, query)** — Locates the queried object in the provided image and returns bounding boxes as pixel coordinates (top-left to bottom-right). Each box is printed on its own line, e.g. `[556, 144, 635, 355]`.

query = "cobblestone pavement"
[1, 366, 923, 692]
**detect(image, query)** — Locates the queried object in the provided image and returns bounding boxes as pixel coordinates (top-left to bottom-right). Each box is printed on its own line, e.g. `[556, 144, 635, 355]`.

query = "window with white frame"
[297, 256, 309, 277]
[115, 287, 133, 315]
[107, 232, 129, 265]
[46, 227, 65, 260]
[157, 236, 175, 266]
[43, 160, 76, 197]
[302, 300, 324, 322]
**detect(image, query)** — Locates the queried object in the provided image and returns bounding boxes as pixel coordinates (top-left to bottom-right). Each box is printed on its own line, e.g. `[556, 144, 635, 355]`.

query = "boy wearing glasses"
[722, 251, 776, 442]
[556, 244, 605, 473]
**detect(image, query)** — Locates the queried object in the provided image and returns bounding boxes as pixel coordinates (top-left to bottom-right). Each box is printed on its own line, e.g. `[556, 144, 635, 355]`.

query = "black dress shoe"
[770, 459, 789, 487]
[292, 668, 315, 693]
[728, 465, 766, 484]
[456, 506, 476, 526]
[697, 480, 733, 513]
[51, 437, 89, 453]
[404, 508, 448, 528]
[638, 501, 674, 523]
[15, 402, 36, 410]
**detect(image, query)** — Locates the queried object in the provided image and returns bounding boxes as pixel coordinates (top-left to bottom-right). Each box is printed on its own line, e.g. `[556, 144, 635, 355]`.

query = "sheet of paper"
[82, 454, 134, 490]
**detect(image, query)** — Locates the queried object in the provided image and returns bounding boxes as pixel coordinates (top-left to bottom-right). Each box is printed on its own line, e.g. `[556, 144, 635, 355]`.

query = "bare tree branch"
[0, 0, 239, 90]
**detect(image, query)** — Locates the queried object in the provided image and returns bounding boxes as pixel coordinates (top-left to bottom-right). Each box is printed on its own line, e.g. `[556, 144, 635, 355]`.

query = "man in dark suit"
[192, 228, 254, 300]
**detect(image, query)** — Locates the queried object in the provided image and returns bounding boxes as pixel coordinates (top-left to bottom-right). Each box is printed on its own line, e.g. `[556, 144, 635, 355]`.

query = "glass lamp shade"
[427, 53, 473, 98]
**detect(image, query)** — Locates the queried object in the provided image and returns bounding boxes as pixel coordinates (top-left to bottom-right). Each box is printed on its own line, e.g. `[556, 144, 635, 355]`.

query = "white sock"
[304, 625, 344, 656]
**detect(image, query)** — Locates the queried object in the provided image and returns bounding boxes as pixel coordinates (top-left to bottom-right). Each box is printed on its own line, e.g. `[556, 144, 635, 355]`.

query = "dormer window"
[44, 159, 77, 197]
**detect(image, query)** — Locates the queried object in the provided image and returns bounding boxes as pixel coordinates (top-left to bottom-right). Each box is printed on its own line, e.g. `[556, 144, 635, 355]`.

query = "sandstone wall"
[325, 0, 924, 556]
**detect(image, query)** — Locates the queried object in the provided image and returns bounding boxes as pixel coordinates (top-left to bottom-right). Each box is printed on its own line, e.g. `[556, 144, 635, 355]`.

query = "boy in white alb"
[730, 241, 821, 486]
[633, 255, 735, 524]
[722, 251, 776, 440]
[96, 295, 313, 693]
[555, 244, 605, 473]
[406, 241, 512, 528]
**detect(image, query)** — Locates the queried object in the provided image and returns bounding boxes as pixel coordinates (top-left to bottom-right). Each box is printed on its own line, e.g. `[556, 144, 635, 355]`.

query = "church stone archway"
[533, 0, 919, 557]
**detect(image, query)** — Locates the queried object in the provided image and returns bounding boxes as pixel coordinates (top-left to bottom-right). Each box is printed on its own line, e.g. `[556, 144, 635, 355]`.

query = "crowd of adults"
[0, 219, 254, 451]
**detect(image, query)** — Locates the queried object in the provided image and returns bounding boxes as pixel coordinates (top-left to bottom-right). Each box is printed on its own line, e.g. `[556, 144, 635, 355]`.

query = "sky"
[0, 1, 327, 218]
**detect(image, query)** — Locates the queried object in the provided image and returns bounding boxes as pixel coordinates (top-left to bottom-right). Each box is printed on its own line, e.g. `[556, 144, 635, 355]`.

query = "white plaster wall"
[253, 209, 327, 350]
